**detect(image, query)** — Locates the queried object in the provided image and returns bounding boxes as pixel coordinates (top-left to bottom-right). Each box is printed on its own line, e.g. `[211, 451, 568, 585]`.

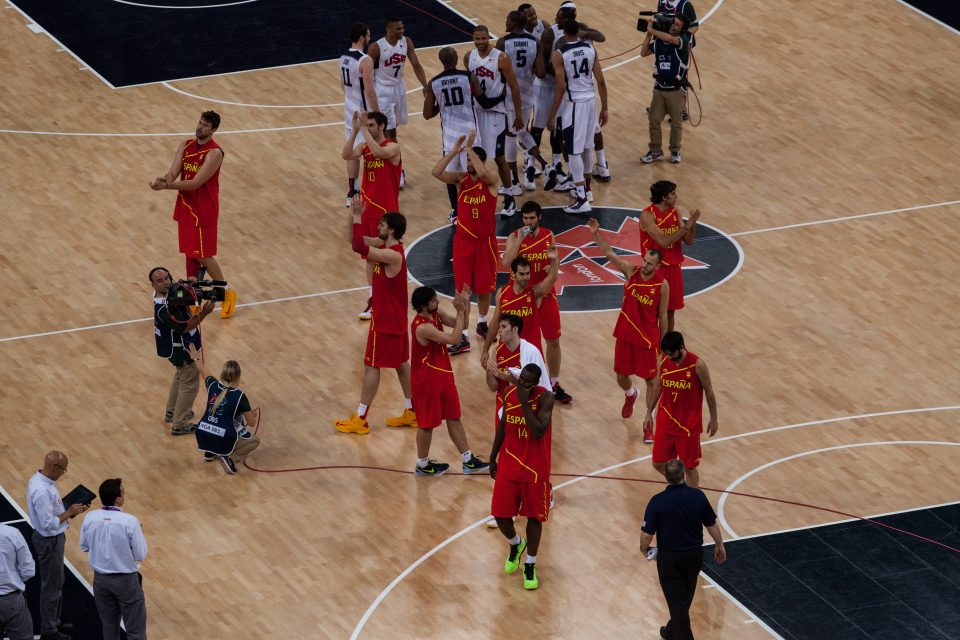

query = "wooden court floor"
[1, 0, 959, 637]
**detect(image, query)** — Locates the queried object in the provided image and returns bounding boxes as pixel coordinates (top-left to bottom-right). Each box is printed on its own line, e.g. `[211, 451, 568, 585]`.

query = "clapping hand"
[546, 244, 558, 261]
[350, 193, 365, 220]
[688, 209, 701, 226]
[150, 178, 167, 191]
[465, 129, 476, 148]
[587, 218, 600, 235]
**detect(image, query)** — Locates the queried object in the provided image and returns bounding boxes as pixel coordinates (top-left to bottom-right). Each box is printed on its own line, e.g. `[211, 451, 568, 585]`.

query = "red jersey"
[410, 312, 454, 389]
[514, 226, 555, 286]
[639, 204, 684, 267]
[498, 385, 552, 483]
[455, 174, 497, 240]
[371, 243, 408, 335]
[360, 140, 401, 217]
[172, 138, 222, 227]
[495, 341, 521, 397]
[613, 268, 665, 348]
[496, 284, 542, 352]
[657, 351, 703, 436]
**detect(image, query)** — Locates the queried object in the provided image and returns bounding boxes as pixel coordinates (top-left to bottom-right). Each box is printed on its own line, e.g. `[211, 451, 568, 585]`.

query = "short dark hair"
[350, 22, 370, 42]
[148, 266, 171, 282]
[510, 256, 532, 273]
[520, 201, 542, 217]
[647, 248, 663, 263]
[99, 478, 122, 506]
[676, 15, 691, 31]
[473, 24, 490, 34]
[500, 313, 523, 333]
[381, 211, 407, 240]
[385, 17, 402, 28]
[367, 111, 388, 129]
[517, 3, 533, 11]
[660, 330, 684, 352]
[411, 286, 436, 312]
[507, 10, 525, 30]
[664, 459, 685, 484]
[650, 180, 677, 204]
[471, 146, 487, 163]
[521, 363, 542, 381]
[200, 110, 221, 130]
[562, 19, 580, 36]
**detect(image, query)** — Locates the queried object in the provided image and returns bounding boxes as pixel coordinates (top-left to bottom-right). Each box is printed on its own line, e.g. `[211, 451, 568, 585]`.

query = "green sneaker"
[523, 562, 538, 590]
[504, 538, 527, 574]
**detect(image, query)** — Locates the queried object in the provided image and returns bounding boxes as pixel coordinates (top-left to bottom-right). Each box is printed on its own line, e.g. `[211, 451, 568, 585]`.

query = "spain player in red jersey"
[643, 331, 719, 488]
[638, 180, 700, 331]
[432, 130, 500, 354]
[342, 110, 402, 320]
[489, 363, 555, 590]
[589, 218, 668, 442]
[501, 200, 572, 402]
[335, 200, 414, 434]
[409, 285, 491, 476]
[151, 110, 237, 318]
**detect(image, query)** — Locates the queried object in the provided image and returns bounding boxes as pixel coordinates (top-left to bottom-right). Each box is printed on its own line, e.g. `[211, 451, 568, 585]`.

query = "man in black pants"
[639, 459, 726, 639]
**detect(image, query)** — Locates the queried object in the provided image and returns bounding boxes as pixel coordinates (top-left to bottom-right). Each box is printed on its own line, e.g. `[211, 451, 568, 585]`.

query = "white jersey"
[558, 40, 597, 102]
[525, 19, 547, 41]
[468, 48, 506, 113]
[430, 69, 476, 136]
[502, 33, 538, 106]
[539, 23, 566, 87]
[374, 36, 408, 89]
[340, 49, 370, 120]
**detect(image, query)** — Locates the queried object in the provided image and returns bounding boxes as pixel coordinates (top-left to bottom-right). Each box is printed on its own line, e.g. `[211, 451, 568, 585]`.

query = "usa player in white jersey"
[496, 11, 548, 194]
[340, 23, 379, 207]
[423, 47, 485, 221]
[547, 18, 608, 214]
[465, 25, 523, 216]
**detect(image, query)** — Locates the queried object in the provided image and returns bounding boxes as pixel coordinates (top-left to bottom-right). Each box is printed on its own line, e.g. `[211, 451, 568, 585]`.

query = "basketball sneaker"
[552, 384, 573, 404]
[448, 210, 458, 225]
[586, 190, 594, 203]
[203, 452, 215, 462]
[220, 288, 237, 319]
[508, 182, 523, 197]
[170, 422, 197, 436]
[485, 517, 500, 529]
[219, 455, 238, 475]
[415, 460, 450, 476]
[385, 409, 418, 428]
[399, 170, 406, 189]
[592, 161, 611, 182]
[505, 538, 527, 574]
[641, 150, 664, 164]
[523, 562, 539, 590]
[643, 425, 654, 444]
[563, 198, 591, 214]
[334, 413, 370, 435]
[553, 175, 576, 192]
[671, 151, 682, 164]
[621, 391, 638, 418]
[522, 165, 537, 190]
[499, 200, 517, 217]
[543, 168, 560, 192]
[462, 455, 491, 474]
[346, 190, 356, 208]
[358, 297, 372, 321]
[448, 336, 471, 355]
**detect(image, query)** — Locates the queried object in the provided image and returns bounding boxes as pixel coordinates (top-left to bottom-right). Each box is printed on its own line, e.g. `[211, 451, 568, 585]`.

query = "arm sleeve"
[238, 393, 251, 414]
[641, 498, 659, 535]
[16, 533, 36, 581]
[701, 491, 717, 527]
[130, 520, 148, 562]
[205, 376, 217, 391]
[30, 490, 60, 533]
[79, 519, 90, 552]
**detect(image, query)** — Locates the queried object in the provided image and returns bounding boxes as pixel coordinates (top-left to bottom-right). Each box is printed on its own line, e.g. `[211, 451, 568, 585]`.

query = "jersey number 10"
[441, 86, 465, 107]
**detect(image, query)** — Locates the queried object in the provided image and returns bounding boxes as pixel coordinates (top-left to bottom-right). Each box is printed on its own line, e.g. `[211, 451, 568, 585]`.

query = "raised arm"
[341, 113, 366, 159]
[588, 218, 634, 278]
[640, 30, 654, 57]
[578, 23, 605, 42]
[533, 245, 559, 299]
[518, 387, 554, 438]
[683, 210, 700, 245]
[432, 134, 467, 184]
[464, 132, 499, 186]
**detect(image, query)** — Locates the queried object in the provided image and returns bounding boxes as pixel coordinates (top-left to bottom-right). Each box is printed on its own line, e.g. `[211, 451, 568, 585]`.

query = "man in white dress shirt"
[80, 478, 148, 640]
[0, 523, 35, 640]
[27, 451, 87, 640]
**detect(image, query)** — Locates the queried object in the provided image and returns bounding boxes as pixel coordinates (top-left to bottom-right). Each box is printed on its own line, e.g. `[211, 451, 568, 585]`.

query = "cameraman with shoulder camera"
[149, 267, 214, 436]
[658, 0, 698, 36]
[639, 14, 692, 164]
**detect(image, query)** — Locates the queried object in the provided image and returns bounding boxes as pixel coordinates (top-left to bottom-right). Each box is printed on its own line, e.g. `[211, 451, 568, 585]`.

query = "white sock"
[626, 387, 637, 397]
[567, 154, 585, 183]
[596, 149, 606, 165]
[550, 377, 559, 386]
[462, 329, 469, 338]
[525, 554, 537, 564]
[478, 315, 487, 323]
[461, 450, 473, 463]
[404, 398, 413, 410]
[417, 457, 429, 468]
[508, 535, 521, 546]
[357, 403, 368, 418]
[552, 155, 562, 167]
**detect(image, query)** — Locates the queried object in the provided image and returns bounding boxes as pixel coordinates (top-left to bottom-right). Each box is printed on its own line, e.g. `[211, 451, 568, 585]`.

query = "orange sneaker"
[385, 408, 418, 428]
[220, 288, 237, 319]
[334, 413, 370, 434]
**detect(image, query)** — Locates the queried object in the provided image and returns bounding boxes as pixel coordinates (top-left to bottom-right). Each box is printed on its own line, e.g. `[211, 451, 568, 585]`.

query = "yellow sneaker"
[220, 288, 237, 319]
[334, 413, 369, 434]
[385, 408, 418, 428]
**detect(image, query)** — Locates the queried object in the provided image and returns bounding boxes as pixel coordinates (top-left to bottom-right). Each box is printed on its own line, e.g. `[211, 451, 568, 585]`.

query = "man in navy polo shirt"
[640, 459, 726, 640]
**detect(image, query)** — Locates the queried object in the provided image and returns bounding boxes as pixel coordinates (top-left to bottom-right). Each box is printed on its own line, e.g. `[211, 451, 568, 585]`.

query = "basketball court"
[1, 0, 959, 637]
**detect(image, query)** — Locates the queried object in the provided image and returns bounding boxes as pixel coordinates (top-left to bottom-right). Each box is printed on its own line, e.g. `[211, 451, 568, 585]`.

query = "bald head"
[438, 46, 458, 69]
[42, 450, 69, 479]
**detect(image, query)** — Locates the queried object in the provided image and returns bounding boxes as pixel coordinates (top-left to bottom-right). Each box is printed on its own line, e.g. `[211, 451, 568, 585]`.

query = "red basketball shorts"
[491, 477, 551, 522]
[413, 380, 461, 429]
[178, 223, 217, 259]
[652, 429, 702, 469]
[364, 328, 409, 368]
[539, 292, 561, 340]
[661, 264, 684, 311]
[614, 339, 658, 379]
[452, 232, 497, 294]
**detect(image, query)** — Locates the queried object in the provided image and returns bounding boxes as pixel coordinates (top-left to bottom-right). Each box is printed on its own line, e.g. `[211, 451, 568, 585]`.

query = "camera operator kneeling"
[640, 14, 692, 164]
[188, 345, 260, 475]
[150, 267, 215, 436]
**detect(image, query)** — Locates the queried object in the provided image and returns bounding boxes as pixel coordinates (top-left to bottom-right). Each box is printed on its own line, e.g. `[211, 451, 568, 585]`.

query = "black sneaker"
[219, 455, 238, 475]
[476, 321, 489, 339]
[552, 384, 573, 404]
[462, 455, 491, 474]
[543, 169, 559, 192]
[203, 452, 215, 462]
[415, 460, 450, 476]
[448, 336, 471, 355]
[171, 423, 197, 436]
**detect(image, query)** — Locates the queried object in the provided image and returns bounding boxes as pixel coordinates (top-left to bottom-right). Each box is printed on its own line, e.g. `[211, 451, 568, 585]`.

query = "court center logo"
[407, 206, 743, 312]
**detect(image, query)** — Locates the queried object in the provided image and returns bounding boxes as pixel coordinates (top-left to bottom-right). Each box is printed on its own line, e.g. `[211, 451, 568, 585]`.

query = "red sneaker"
[621, 391, 638, 418]
[643, 425, 654, 444]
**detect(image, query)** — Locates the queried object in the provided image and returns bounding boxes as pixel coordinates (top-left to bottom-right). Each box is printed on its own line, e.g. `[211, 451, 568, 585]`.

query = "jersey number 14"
[570, 58, 590, 79]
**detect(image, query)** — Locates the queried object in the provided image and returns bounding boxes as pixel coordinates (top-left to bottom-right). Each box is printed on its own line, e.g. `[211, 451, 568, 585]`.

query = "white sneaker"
[670, 151, 682, 163]
[553, 175, 576, 192]
[358, 297, 372, 320]
[522, 165, 536, 190]
[586, 190, 594, 203]
[497, 185, 506, 195]
[508, 183, 523, 197]
[399, 170, 406, 189]
[499, 200, 517, 217]
[592, 162, 611, 181]
[563, 198, 591, 214]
